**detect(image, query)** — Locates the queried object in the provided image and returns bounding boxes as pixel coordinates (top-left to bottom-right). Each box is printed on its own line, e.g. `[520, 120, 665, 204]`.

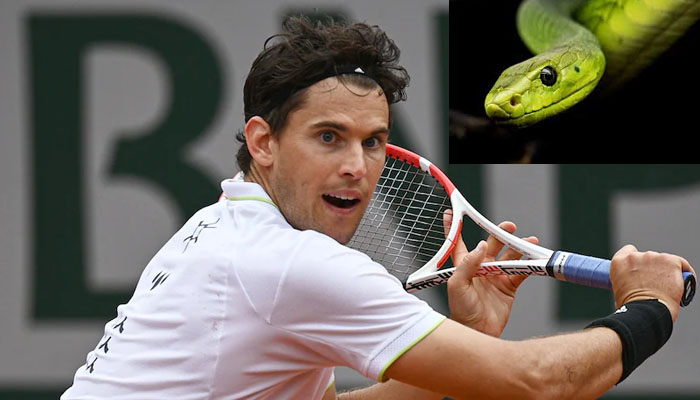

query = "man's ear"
[244, 116, 275, 167]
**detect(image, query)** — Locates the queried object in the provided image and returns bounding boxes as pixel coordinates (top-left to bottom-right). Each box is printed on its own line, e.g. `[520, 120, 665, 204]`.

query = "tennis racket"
[345, 144, 696, 307]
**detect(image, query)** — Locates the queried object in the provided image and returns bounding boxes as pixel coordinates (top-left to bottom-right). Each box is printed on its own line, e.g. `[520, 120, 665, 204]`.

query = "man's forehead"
[297, 78, 388, 114]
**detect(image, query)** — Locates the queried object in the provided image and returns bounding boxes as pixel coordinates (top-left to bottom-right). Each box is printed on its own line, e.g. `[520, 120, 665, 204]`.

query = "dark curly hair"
[235, 16, 410, 174]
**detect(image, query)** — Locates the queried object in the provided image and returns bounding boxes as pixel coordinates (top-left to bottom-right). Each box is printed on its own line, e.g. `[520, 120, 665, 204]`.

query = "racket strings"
[347, 156, 452, 283]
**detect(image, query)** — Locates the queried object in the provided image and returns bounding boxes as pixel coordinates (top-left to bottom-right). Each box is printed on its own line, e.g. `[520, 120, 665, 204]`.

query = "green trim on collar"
[226, 196, 279, 209]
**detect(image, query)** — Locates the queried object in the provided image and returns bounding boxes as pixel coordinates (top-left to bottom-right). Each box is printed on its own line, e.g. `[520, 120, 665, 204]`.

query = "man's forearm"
[338, 379, 444, 400]
[383, 319, 625, 400]
[517, 327, 623, 399]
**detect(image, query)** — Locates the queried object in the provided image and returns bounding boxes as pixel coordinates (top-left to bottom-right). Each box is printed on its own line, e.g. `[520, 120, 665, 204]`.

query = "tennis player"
[62, 17, 694, 399]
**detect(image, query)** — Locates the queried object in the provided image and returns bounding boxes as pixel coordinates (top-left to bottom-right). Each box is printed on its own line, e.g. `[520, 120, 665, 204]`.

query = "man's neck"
[245, 164, 276, 203]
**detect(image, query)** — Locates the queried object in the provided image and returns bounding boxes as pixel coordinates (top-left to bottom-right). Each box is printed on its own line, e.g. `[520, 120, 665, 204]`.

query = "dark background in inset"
[449, 0, 700, 163]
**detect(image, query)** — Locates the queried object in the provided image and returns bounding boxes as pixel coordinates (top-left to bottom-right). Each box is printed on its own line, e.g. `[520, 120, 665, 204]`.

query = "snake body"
[485, 0, 700, 127]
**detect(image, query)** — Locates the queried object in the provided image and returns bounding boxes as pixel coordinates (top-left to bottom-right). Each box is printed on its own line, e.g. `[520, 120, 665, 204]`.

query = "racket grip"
[547, 251, 696, 307]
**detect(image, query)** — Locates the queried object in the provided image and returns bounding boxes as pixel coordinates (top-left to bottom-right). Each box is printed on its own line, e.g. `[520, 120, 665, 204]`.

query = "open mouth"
[322, 194, 361, 209]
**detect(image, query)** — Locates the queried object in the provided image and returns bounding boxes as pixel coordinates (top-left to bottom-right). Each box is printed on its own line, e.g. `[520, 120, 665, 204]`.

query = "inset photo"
[449, 1, 700, 163]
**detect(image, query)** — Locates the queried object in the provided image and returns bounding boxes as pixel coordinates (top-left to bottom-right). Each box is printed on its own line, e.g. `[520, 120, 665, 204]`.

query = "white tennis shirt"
[62, 179, 445, 399]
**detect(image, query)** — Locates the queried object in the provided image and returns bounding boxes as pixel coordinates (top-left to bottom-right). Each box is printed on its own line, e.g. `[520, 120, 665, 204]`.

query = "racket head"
[346, 144, 462, 287]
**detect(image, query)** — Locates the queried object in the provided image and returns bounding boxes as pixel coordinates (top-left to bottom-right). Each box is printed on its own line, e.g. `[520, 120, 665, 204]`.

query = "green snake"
[484, 0, 700, 127]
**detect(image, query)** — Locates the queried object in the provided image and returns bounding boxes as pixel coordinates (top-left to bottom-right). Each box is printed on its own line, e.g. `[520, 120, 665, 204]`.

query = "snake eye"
[540, 66, 557, 86]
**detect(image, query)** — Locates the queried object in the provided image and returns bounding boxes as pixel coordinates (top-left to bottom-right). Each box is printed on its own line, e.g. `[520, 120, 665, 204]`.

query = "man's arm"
[382, 245, 693, 400]
[328, 319, 622, 400]
[385, 318, 622, 400]
[327, 234, 693, 399]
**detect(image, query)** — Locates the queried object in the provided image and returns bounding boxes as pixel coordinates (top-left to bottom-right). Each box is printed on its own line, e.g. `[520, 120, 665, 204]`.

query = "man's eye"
[363, 137, 378, 147]
[321, 132, 335, 143]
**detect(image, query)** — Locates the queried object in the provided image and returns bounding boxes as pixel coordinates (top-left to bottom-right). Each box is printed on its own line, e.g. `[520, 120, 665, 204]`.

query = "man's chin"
[328, 231, 355, 245]
[326, 223, 362, 245]
[304, 214, 364, 245]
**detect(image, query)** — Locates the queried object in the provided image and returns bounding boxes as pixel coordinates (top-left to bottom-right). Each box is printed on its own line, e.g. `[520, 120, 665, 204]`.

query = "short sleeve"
[267, 232, 446, 381]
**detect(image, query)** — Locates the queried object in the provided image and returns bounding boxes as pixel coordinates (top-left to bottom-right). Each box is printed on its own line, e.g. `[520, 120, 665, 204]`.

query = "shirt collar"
[221, 179, 279, 210]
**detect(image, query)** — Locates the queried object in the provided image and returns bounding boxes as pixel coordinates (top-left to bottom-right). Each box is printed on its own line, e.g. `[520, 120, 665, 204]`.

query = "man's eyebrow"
[309, 120, 390, 135]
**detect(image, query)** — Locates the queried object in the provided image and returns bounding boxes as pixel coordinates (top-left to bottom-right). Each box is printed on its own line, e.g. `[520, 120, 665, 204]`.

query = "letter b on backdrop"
[29, 14, 223, 320]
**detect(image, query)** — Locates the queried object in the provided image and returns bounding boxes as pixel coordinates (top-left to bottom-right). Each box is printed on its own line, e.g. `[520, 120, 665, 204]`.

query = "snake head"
[484, 42, 605, 127]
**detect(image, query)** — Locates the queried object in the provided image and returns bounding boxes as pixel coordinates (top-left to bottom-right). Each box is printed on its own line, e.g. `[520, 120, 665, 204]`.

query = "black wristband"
[585, 299, 673, 383]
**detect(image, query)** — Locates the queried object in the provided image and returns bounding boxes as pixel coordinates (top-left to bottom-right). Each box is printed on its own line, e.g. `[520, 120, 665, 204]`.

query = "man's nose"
[339, 142, 367, 179]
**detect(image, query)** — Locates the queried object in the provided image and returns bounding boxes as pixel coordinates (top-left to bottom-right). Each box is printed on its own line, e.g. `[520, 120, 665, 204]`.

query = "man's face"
[267, 78, 389, 244]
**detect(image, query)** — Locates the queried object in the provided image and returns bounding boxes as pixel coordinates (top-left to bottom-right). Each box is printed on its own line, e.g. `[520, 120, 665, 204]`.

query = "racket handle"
[547, 251, 696, 307]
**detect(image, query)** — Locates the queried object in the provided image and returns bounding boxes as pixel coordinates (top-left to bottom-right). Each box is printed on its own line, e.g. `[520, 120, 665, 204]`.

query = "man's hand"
[444, 210, 538, 336]
[609, 244, 696, 321]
